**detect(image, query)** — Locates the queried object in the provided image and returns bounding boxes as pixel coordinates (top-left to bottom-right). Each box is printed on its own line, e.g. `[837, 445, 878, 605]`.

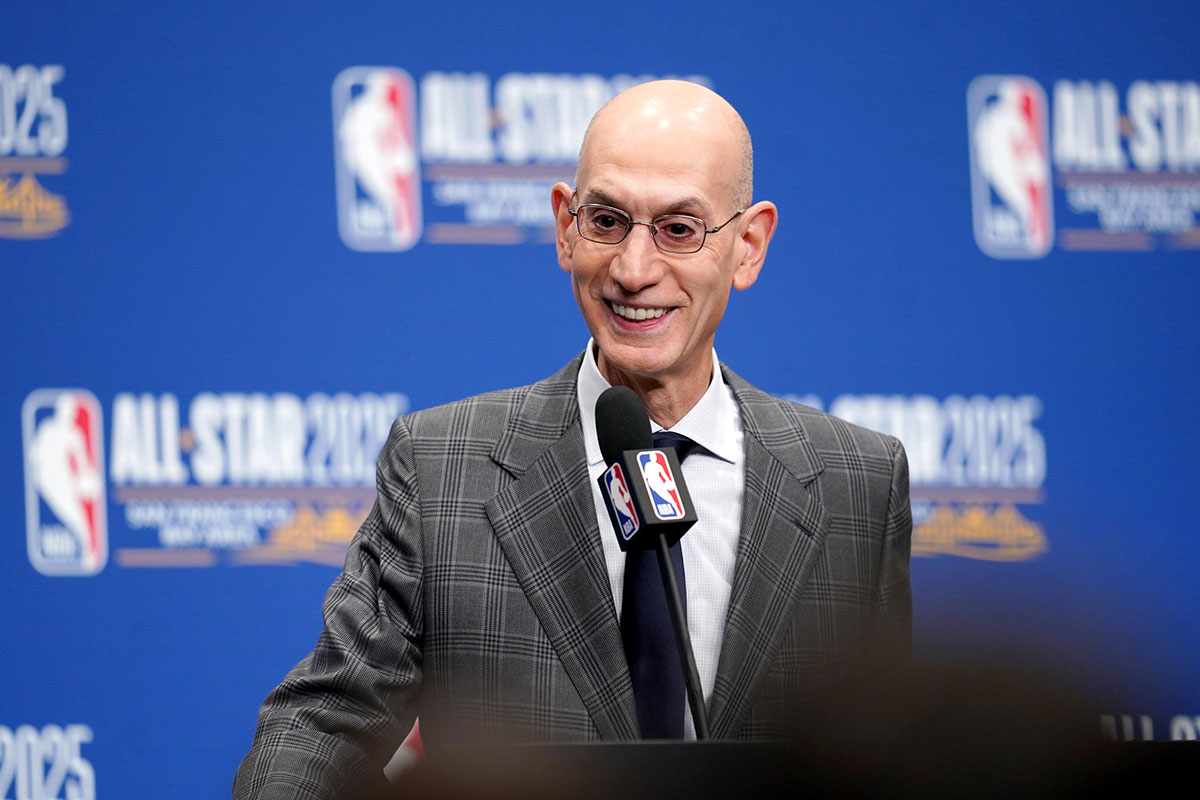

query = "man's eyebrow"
[579, 188, 620, 207]
[659, 196, 711, 217]
[578, 189, 712, 217]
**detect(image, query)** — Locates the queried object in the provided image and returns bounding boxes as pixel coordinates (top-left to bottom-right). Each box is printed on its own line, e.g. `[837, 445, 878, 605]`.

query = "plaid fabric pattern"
[233, 354, 911, 799]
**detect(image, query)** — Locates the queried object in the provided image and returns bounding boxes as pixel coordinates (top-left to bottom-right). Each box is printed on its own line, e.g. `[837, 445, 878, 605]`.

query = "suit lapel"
[484, 358, 639, 740]
[708, 369, 831, 739]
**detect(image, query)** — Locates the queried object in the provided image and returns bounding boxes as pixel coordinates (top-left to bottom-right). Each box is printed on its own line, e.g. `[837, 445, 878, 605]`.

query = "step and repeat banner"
[4, 1, 1198, 796]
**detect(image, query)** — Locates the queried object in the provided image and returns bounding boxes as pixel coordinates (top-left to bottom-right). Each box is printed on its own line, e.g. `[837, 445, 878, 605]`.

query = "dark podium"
[388, 739, 1199, 799]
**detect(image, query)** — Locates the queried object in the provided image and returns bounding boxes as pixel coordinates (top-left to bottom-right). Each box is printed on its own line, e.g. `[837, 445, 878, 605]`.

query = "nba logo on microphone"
[22, 390, 108, 576]
[637, 451, 685, 520]
[333, 67, 423, 251]
[603, 464, 640, 541]
[967, 75, 1054, 259]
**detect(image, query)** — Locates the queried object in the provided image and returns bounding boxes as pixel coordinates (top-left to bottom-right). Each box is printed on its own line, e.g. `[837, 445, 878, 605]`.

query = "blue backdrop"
[4, 1, 1198, 797]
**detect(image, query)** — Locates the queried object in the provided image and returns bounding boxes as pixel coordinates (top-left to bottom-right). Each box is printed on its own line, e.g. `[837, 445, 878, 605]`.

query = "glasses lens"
[578, 206, 630, 243]
[653, 215, 706, 253]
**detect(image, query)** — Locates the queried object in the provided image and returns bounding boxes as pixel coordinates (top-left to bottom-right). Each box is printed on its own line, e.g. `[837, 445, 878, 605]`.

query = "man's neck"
[595, 351, 713, 429]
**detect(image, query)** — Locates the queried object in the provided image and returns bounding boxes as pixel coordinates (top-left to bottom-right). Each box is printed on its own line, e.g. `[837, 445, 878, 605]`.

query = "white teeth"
[612, 303, 668, 321]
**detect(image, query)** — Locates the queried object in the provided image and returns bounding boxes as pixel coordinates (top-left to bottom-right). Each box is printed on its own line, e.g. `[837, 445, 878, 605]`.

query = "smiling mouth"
[608, 301, 672, 321]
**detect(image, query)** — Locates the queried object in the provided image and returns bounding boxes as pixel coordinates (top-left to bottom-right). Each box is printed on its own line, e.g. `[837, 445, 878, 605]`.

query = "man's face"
[552, 117, 757, 392]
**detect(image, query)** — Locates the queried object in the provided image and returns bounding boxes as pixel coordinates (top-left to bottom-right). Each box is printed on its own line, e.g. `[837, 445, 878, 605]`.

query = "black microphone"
[596, 385, 652, 464]
[594, 386, 710, 739]
[594, 386, 697, 551]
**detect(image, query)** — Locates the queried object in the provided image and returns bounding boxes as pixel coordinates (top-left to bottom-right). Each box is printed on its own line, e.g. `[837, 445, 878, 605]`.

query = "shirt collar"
[577, 339, 742, 467]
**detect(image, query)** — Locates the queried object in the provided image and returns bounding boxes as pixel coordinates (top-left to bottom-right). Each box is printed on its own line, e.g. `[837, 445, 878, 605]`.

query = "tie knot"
[653, 431, 699, 462]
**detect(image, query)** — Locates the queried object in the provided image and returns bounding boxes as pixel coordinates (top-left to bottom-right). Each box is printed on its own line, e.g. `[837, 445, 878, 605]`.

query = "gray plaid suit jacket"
[234, 354, 911, 799]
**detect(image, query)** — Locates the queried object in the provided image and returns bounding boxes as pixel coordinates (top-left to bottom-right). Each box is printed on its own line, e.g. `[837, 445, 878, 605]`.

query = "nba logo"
[333, 67, 423, 251]
[22, 390, 108, 576]
[604, 463, 640, 541]
[967, 75, 1054, 258]
[637, 451, 685, 520]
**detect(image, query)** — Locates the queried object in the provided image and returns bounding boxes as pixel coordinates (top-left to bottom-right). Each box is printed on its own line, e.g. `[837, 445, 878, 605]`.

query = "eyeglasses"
[567, 199, 745, 254]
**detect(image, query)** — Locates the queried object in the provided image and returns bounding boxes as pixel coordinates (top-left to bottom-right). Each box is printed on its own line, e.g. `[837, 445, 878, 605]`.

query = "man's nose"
[609, 223, 665, 292]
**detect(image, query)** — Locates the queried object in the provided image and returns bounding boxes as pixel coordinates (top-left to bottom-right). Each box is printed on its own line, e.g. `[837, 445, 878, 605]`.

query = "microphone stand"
[654, 532, 711, 740]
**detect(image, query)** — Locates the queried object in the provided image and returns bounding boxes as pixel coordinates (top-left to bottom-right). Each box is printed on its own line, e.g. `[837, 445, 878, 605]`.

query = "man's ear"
[732, 200, 778, 291]
[551, 182, 576, 273]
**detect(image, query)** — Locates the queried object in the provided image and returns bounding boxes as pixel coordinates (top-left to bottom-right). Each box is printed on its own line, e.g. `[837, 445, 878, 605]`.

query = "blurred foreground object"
[389, 657, 1199, 799]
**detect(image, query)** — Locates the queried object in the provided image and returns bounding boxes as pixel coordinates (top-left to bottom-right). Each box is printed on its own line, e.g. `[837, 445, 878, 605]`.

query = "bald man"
[234, 81, 911, 800]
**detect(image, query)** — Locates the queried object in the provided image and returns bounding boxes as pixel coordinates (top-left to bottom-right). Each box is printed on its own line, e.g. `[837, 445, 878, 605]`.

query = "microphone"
[594, 387, 697, 551]
[594, 386, 710, 739]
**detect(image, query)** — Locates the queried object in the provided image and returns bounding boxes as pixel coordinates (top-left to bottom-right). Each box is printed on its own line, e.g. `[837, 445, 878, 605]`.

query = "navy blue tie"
[621, 431, 698, 739]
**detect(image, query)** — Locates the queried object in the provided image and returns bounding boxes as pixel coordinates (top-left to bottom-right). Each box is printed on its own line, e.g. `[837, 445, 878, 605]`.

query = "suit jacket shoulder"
[394, 356, 582, 476]
[722, 363, 903, 469]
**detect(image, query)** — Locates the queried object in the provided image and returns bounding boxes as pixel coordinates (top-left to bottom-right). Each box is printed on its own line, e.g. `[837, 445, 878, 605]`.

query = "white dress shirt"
[575, 340, 745, 739]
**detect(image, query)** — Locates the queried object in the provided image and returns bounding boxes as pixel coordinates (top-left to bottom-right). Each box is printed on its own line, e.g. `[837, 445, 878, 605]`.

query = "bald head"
[550, 80, 778, 419]
[576, 80, 754, 209]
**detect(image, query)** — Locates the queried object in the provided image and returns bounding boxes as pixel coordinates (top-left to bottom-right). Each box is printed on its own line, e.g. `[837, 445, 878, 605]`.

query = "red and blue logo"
[22, 389, 108, 576]
[603, 463, 640, 541]
[637, 451, 685, 520]
[967, 75, 1054, 258]
[333, 67, 423, 252]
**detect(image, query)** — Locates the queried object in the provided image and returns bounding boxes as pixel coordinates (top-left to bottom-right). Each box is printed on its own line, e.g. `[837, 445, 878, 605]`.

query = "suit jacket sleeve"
[876, 435, 913, 664]
[233, 417, 424, 800]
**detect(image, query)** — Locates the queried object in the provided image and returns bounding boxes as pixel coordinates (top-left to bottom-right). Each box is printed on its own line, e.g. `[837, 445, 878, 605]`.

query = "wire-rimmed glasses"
[568, 201, 744, 254]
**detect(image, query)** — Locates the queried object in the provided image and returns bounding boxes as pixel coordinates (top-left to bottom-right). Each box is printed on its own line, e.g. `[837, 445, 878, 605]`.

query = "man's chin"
[593, 343, 678, 388]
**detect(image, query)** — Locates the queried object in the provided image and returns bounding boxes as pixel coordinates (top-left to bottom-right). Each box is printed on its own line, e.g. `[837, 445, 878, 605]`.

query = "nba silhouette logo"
[968, 75, 1054, 258]
[23, 389, 108, 576]
[333, 67, 423, 251]
[637, 451, 685, 520]
[604, 463, 640, 541]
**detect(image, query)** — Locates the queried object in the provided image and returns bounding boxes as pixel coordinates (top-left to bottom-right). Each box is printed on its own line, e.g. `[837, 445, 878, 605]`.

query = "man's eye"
[595, 214, 620, 229]
[658, 218, 701, 239]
